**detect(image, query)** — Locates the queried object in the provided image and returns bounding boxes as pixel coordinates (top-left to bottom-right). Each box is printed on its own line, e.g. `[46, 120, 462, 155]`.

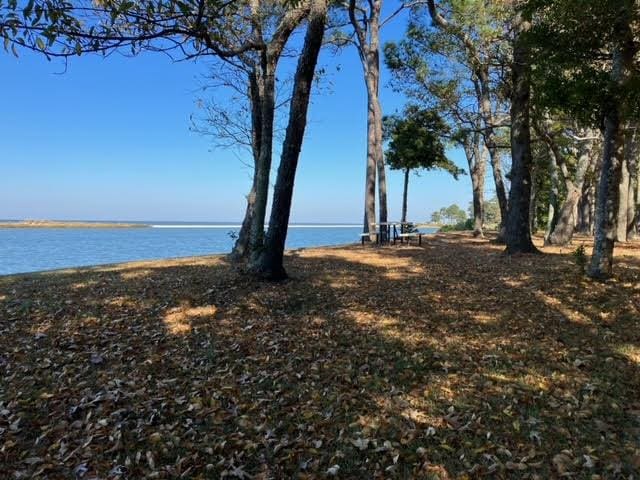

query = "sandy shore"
[0, 220, 148, 228]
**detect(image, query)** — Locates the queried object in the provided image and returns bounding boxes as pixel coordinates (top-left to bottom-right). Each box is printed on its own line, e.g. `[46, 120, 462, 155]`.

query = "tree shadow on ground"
[0, 234, 639, 479]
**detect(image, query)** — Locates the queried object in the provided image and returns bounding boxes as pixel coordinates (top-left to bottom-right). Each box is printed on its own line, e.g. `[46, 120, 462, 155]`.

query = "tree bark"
[546, 136, 595, 245]
[624, 127, 639, 239]
[630, 160, 639, 239]
[401, 167, 410, 224]
[505, 15, 538, 254]
[616, 154, 630, 242]
[487, 145, 508, 241]
[544, 153, 560, 243]
[350, 0, 386, 241]
[588, 110, 624, 278]
[252, 0, 327, 280]
[462, 134, 485, 237]
[231, 70, 262, 260]
[588, 14, 636, 279]
[229, 6, 308, 263]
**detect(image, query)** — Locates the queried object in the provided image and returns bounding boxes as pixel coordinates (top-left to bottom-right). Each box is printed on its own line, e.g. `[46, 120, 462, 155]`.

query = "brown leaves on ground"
[1, 233, 639, 479]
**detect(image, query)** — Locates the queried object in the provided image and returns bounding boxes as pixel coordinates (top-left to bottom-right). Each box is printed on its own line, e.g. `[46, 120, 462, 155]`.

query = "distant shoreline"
[0, 220, 149, 228]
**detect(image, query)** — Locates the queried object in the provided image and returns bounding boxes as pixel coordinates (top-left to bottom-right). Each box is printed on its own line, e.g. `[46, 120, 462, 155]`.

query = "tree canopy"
[383, 105, 463, 178]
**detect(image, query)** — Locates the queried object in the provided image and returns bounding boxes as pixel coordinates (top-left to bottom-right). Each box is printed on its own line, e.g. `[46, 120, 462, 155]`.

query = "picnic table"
[360, 221, 423, 246]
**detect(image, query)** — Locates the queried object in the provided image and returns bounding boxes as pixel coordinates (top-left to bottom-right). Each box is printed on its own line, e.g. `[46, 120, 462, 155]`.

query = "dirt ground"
[1, 233, 639, 479]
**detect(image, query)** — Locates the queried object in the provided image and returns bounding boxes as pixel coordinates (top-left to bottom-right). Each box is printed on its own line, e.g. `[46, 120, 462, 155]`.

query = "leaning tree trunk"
[547, 140, 595, 245]
[231, 70, 263, 260]
[252, 0, 327, 280]
[401, 167, 410, 224]
[505, 15, 538, 254]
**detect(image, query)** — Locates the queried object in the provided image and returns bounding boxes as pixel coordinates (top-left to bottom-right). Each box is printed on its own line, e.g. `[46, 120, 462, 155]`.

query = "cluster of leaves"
[1, 0, 254, 59]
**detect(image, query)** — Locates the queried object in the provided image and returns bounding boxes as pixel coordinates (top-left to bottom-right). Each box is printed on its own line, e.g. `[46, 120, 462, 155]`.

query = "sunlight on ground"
[120, 269, 153, 280]
[534, 291, 592, 325]
[615, 344, 640, 364]
[163, 305, 217, 334]
[70, 280, 98, 290]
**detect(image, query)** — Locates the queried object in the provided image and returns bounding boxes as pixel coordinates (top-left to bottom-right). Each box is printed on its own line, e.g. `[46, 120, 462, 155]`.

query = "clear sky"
[0, 9, 472, 223]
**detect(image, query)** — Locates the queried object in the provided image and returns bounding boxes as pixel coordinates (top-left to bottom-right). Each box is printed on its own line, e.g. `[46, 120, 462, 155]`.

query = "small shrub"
[573, 244, 588, 272]
[439, 219, 473, 233]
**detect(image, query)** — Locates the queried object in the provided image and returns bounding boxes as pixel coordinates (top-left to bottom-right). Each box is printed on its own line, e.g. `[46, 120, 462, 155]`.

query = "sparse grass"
[1, 233, 639, 478]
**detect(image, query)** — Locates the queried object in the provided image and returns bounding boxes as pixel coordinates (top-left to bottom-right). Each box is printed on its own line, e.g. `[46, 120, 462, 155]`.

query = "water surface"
[0, 225, 437, 275]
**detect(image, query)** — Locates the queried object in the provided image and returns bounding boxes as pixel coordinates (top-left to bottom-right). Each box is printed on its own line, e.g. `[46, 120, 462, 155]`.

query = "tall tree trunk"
[253, 0, 327, 280]
[616, 155, 630, 242]
[544, 153, 560, 243]
[505, 15, 538, 254]
[363, 102, 377, 239]
[630, 166, 639, 239]
[588, 15, 635, 279]
[588, 110, 624, 278]
[401, 167, 410, 224]
[248, 61, 276, 262]
[350, 0, 385, 241]
[625, 127, 639, 239]
[230, 7, 307, 263]
[231, 70, 262, 260]
[487, 145, 508, 241]
[463, 134, 485, 237]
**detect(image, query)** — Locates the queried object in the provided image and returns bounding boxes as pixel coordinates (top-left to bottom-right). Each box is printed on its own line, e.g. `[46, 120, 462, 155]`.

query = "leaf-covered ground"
[1, 233, 639, 479]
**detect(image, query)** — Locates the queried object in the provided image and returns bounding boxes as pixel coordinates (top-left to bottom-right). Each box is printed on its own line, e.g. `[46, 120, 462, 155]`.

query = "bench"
[397, 232, 422, 246]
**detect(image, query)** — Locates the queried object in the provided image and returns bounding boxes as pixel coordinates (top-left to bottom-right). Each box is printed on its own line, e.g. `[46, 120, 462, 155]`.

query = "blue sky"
[0, 10, 472, 223]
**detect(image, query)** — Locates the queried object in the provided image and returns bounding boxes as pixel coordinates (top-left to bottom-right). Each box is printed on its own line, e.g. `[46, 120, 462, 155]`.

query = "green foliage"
[572, 244, 588, 272]
[439, 218, 473, 232]
[431, 203, 467, 225]
[383, 105, 464, 179]
[528, 0, 640, 123]
[1, 0, 242, 59]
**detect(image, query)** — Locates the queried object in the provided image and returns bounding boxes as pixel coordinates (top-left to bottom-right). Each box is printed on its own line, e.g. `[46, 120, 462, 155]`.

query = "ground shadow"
[1, 235, 639, 478]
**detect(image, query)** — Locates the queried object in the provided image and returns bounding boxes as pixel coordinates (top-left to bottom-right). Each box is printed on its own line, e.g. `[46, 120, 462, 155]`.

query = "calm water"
[0, 225, 437, 275]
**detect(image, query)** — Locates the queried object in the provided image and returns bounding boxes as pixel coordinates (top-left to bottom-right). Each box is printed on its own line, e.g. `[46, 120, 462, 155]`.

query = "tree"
[251, 0, 328, 279]
[385, 3, 511, 239]
[383, 106, 463, 224]
[529, 0, 640, 278]
[432, 204, 466, 225]
[422, 0, 512, 240]
[347, 0, 402, 240]
[533, 117, 599, 245]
